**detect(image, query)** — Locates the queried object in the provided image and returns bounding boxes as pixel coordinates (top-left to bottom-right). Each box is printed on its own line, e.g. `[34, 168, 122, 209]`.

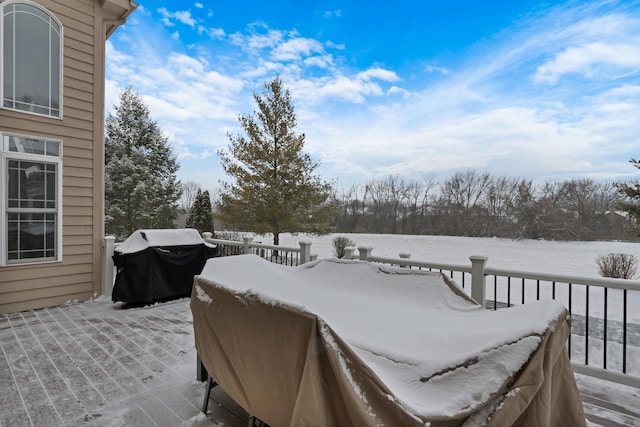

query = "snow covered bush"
[596, 253, 638, 279]
[332, 236, 356, 258]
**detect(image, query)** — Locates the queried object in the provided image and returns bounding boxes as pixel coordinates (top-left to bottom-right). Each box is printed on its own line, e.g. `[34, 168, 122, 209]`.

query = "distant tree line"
[332, 170, 632, 241]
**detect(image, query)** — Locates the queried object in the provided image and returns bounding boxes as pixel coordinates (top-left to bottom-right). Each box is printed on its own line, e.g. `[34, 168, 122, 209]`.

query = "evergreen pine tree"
[186, 189, 215, 234]
[217, 77, 335, 245]
[617, 159, 640, 237]
[105, 87, 181, 239]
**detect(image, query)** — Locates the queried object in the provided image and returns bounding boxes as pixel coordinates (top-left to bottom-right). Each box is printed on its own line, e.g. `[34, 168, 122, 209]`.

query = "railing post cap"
[104, 235, 116, 241]
[470, 255, 488, 262]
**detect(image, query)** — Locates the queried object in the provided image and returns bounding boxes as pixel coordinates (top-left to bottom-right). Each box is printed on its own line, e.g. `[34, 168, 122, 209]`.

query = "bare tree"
[180, 180, 201, 212]
[438, 170, 492, 235]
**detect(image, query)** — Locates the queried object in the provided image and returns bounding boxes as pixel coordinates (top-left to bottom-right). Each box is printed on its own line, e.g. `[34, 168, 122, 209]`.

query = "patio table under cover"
[190, 255, 586, 427]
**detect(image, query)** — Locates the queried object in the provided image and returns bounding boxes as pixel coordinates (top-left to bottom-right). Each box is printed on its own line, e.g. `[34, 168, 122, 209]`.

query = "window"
[1, 1, 62, 118]
[1, 132, 62, 265]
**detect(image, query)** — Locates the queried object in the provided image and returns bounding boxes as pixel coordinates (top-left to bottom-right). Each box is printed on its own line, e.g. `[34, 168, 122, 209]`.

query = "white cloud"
[387, 86, 411, 98]
[324, 9, 342, 19]
[203, 70, 245, 93]
[105, 40, 131, 63]
[271, 37, 324, 61]
[317, 76, 384, 103]
[199, 26, 225, 39]
[535, 42, 640, 83]
[174, 11, 196, 28]
[194, 3, 203, 8]
[157, 7, 174, 27]
[326, 41, 346, 50]
[356, 68, 400, 82]
[425, 65, 450, 75]
[303, 55, 334, 68]
[168, 53, 207, 77]
[144, 95, 198, 120]
[105, 41, 246, 158]
[157, 8, 196, 28]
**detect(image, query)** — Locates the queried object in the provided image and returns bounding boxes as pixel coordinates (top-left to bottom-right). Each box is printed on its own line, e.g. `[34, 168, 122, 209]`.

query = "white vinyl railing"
[344, 246, 640, 389]
[202, 233, 313, 266]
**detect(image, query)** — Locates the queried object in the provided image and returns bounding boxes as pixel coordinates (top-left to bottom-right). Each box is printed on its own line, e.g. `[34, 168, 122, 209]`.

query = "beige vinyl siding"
[0, 0, 101, 314]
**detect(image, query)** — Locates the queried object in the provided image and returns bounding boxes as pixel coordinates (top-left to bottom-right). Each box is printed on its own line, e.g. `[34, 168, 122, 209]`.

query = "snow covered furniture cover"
[190, 255, 586, 427]
[112, 229, 216, 305]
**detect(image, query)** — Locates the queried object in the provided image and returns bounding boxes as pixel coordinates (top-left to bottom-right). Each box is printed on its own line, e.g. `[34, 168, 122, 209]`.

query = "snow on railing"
[202, 233, 313, 266]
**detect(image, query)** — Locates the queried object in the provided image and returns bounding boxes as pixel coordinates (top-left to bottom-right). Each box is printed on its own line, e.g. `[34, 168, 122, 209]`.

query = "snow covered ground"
[273, 233, 640, 278]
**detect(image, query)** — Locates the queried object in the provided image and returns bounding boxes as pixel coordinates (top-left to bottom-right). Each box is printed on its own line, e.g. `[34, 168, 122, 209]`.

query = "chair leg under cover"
[201, 376, 217, 413]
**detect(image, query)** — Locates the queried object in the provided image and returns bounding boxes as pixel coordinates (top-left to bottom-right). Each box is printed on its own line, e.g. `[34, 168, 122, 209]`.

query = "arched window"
[1, 1, 62, 118]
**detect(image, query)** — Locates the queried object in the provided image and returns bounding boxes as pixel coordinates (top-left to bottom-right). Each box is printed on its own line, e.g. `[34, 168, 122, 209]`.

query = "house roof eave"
[102, 0, 138, 39]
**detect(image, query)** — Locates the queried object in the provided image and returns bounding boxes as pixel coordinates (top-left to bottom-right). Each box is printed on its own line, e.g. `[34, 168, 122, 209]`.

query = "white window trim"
[0, 0, 64, 119]
[1, 131, 63, 266]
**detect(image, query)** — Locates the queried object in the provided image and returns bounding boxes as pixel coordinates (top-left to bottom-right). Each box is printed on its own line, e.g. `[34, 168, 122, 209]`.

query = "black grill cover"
[112, 229, 217, 304]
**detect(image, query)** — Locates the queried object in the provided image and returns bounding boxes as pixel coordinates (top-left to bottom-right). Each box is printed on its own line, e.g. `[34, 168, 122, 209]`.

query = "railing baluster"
[493, 276, 497, 311]
[521, 278, 525, 305]
[568, 283, 572, 358]
[507, 277, 511, 307]
[603, 287, 608, 370]
[585, 285, 589, 365]
[623, 289, 627, 374]
[536, 279, 540, 301]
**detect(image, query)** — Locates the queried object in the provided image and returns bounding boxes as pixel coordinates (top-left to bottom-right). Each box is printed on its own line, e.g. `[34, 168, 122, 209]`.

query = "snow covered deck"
[0, 297, 638, 427]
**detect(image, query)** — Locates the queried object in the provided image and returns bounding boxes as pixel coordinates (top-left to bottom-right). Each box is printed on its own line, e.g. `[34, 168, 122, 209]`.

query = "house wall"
[0, 0, 132, 314]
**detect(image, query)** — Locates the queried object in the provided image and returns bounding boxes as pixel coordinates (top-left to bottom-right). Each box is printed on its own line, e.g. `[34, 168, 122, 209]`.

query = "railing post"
[470, 256, 487, 307]
[202, 231, 212, 242]
[243, 235, 254, 255]
[344, 247, 355, 259]
[299, 240, 311, 264]
[103, 236, 116, 298]
[399, 252, 411, 268]
[358, 246, 372, 261]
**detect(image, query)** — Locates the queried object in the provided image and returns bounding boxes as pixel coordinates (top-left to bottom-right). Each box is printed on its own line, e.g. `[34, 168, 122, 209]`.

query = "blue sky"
[106, 0, 640, 192]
